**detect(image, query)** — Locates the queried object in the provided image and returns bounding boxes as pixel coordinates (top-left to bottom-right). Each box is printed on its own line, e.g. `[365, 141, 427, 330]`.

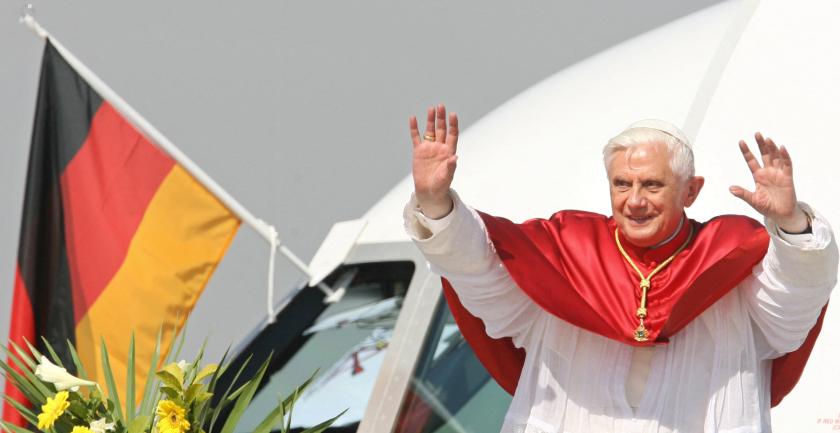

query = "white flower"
[176, 360, 189, 372]
[89, 418, 116, 433]
[34, 356, 96, 391]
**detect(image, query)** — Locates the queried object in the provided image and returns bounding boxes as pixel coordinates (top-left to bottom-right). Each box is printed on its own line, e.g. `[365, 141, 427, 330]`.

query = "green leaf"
[13, 355, 55, 399]
[88, 386, 103, 401]
[1, 420, 38, 433]
[67, 398, 88, 419]
[218, 355, 272, 433]
[53, 414, 76, 433]
[297, 409, 347, 433]
[250, 403, 284, 433]
[208, 355, 251, 433]
[224, 383, 248, 402]
[161, 363, 185, 387]
[22, 339, 43, 363]
[138, 328, 163, 417]
[284, 385, 298, 433]
[149, 322, 185, 429]
[39, 337, 64, 368]
[7, 341, 36, 371]
[66, 340, 89, 379]
[185, 339, 208, 386]
[211, 348, 231, 386]
[160, 386, 181, 400]
[2, 395, 38, 425]
[192, 354, 227, 429]
[0, 345, 34, 380]
[184, 383, 204, 404]
[126, 415, 150, 433]
[0, 355, 48, 403]
[196, 348, 228, 428]
[126, 333, 136, 423]
[165, 324, 188, 365]
[280, 370, 319, 413]
[193, 364, 217, 384]
[194, 391, 213, 404]
[99, 337, 124, 424]
[156, 370, 183, 393]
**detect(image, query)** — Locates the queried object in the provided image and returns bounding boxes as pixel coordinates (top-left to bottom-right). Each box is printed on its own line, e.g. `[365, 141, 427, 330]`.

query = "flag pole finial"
[18, 3, 35, 23]
[19, 4, 48, 40]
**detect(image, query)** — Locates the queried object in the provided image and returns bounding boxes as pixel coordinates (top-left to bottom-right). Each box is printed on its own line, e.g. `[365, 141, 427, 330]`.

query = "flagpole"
[20, 14, 343, 317]
[21, 14, 276, 243]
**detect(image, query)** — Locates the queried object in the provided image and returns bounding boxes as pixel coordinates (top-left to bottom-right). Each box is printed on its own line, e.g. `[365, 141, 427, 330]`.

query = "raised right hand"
[409, 104, 459, 219]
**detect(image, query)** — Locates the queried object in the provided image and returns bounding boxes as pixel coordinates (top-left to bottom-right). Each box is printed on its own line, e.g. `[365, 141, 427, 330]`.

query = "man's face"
[608, 141, 701, 248]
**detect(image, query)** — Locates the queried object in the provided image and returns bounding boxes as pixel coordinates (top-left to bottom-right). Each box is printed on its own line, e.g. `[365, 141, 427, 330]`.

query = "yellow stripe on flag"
[75, 165, 240, 404]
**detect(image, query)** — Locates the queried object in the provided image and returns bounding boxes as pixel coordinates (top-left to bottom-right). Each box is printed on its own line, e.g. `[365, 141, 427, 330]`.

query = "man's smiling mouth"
[628, 215, 653, 225]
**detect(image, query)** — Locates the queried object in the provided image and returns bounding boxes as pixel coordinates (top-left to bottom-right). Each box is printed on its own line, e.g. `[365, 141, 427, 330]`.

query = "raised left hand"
[729, 132, 809, 232]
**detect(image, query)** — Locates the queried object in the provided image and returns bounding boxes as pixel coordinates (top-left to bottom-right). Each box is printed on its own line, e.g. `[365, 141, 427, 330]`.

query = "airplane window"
[391, 296, 511, 433]
[230, 262, 413, 433]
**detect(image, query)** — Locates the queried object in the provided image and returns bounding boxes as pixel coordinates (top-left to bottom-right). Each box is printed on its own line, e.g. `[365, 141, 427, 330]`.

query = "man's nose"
[628, 186, 647, 208]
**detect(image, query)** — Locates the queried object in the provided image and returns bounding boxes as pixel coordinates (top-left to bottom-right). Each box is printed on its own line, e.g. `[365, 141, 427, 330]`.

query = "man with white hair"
[404, 104, 838, 432]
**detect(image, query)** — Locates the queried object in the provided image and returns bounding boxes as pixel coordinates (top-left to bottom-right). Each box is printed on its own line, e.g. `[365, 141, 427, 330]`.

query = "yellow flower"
[156, 400, 190, 433]
[71, 426, 93, 433]
[37, 391, 70, 429]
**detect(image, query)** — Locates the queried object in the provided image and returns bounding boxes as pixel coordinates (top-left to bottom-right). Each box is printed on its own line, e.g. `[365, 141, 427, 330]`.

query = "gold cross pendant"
[633, 321, 650, 342]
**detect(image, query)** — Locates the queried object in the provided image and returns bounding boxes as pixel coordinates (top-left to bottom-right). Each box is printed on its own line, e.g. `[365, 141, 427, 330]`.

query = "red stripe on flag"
[2, 266, 36, 426]
[60, 102, 175, 324]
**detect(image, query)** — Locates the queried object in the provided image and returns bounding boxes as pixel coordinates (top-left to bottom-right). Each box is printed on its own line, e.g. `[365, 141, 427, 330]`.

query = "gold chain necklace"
[614, 224, 695, 342]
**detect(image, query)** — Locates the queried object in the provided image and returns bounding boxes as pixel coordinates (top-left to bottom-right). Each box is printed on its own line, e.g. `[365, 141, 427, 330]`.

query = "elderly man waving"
[403, 104, 838, 433]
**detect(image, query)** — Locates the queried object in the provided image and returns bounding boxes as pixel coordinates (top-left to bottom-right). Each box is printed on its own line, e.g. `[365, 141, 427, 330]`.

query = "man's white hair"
[602, 119, 695, 180]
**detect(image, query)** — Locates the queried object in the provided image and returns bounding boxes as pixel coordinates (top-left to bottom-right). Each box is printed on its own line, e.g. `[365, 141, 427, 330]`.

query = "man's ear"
[684, 176, 705, 207]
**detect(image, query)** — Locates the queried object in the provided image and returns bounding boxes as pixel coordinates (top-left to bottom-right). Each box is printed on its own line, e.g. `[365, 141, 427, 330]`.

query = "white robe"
[403, 191, 837, 433]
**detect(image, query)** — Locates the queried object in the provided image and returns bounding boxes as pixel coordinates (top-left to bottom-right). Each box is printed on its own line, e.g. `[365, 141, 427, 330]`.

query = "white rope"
[278, 245, 345, 303]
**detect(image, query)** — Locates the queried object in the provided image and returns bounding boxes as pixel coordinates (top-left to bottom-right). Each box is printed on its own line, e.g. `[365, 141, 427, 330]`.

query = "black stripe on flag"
[16, 41, 103, 368]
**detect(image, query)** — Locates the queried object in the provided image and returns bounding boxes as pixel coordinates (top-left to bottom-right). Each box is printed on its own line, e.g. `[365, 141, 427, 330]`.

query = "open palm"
[410, 105, 459, 203]
[730, 132, 803, 228]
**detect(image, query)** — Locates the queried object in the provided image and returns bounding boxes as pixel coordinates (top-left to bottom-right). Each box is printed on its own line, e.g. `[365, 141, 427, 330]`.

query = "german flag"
[3, 41, 240, 425]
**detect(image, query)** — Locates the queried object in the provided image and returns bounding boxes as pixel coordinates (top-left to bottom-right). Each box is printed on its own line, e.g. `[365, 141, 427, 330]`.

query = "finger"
[755, 132, 772, 168]
[780, 145, 794, 176]
[409, 115, 421, 147]
[765, 137, 782, 168]
[424, 106, 435, 141]
[739, 140, 761, 173]
[729, 185, 755, 205]
[435, 104, 447, 143]
[446, 112, 459, 152]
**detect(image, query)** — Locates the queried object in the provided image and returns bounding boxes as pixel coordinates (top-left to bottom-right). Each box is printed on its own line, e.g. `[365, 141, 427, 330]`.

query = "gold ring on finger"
[424, 134, 436, 141]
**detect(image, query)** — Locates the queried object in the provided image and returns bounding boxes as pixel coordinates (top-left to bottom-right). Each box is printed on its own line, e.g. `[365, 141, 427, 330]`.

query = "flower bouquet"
[1, 335, 343, 433]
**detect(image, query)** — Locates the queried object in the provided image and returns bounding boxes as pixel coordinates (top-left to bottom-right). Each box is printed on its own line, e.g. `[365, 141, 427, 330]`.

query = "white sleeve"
[403, 190, 546, 348]
[742, 203, 839, 356]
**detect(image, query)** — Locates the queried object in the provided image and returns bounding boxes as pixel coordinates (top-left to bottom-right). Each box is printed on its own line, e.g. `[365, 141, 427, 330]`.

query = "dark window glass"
[232, 262, 414, 433]
[392, 296, 511, 433]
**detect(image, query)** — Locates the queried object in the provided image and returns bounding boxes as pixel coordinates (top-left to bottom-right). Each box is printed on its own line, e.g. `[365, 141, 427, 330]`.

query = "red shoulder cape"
[441, 210, 827, 407]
